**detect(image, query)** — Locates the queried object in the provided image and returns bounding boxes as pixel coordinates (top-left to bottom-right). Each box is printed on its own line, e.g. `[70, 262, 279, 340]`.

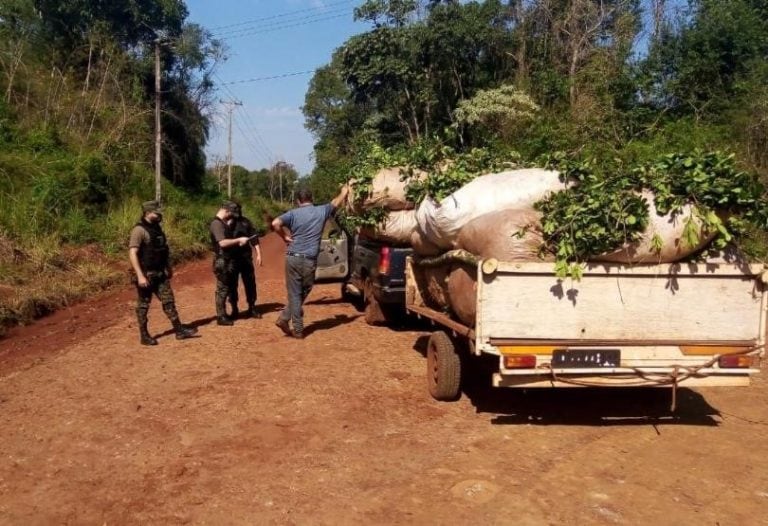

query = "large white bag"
[415, 168, 568, 249]
[456, 208, 552, 261]
[347, 167, 426, 212]
[594, 190, 716, 263]
[358, 210, 417, 245]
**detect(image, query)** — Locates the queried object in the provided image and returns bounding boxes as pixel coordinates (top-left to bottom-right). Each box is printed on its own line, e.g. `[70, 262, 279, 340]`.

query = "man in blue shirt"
[271, 185, 349, 339]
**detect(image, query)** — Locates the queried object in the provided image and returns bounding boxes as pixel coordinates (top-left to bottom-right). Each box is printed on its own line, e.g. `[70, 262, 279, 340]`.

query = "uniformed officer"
[228, 203, 263, 318]
[209, 201, 251, 325]
[128, 200, 197, 345]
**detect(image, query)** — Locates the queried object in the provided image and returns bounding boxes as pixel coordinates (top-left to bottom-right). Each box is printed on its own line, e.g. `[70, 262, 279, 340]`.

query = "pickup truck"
[313, 218, 412, 325]
[406, 254, 767, 405]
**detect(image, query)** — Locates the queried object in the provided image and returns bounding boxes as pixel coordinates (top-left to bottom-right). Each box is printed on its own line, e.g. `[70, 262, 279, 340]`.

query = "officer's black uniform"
[229, 212, 260, 318]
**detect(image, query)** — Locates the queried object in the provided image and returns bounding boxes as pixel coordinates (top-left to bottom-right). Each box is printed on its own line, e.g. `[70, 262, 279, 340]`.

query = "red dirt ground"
[1, 234, 767, 524]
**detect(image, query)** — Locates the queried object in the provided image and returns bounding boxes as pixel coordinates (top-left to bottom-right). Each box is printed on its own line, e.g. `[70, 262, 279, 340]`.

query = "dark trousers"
[135, 273, 180, 328]
[229, 257, 257, 308]
[278, 255, 316, 334]
[213, 256, 235, 318]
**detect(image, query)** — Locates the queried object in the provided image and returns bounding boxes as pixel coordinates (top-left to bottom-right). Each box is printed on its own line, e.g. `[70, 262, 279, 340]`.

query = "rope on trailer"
[539, 345, 763, 411]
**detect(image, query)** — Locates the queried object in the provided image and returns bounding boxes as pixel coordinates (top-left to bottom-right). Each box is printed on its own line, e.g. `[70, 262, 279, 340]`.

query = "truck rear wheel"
[427, 331, 461, 401]
[364, 278, 387, 325]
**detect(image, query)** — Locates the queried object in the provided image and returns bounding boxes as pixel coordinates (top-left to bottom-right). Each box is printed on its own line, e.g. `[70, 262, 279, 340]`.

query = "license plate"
[551, 349, 620, 368]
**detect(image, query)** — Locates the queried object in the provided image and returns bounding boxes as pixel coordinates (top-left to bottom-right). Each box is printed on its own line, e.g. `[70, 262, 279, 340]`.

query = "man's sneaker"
[275, 318, 291, 336]
[291, 330, 304, 340]
[217, 316, 235, 326]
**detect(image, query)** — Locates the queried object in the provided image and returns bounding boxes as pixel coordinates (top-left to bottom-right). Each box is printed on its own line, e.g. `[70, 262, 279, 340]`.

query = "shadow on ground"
[410, 334, 721, 428]
[304, 314, 361, 337]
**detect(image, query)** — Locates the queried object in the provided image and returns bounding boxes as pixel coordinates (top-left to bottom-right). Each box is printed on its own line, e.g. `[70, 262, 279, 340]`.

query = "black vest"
[231, 217, 255, 259]
[136, 219, 169, 272]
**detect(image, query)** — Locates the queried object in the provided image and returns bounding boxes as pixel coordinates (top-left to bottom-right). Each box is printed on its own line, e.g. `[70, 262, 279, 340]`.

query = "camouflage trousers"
[135, 272, 180, 327]
[229, 257, 257, 309]
[213, 256, 236, 317]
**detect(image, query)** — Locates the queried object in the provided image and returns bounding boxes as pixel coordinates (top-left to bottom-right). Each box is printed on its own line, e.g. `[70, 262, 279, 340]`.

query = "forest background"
[2, 0, 768, 331]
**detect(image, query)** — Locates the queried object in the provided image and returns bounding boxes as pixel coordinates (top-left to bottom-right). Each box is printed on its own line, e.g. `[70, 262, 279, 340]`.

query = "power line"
[212, 6, 353, 37]
[208, 0, 356, 31]
[215, 74, 277, 162]
[220, 70, 314, 86]
[217, 13, 351, 40]
[233, 114, 274, 168]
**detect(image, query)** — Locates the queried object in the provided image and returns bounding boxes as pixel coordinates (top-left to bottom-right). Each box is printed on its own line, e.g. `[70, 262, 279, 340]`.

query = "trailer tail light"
[681, 345, 748, 356]
[503, 355, 536, 369]
[718, 355, 754, 368]
[378, 246, 391, 276]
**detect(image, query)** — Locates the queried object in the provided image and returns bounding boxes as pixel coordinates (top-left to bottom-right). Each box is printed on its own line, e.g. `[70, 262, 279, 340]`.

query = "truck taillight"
[504, 355, 536, 369]
[378, 246, 391, 275]
[718, 355, 755, 368]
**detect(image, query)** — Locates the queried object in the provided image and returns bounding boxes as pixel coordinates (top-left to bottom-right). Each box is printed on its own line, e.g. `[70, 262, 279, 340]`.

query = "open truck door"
[314, 218, 350, 282]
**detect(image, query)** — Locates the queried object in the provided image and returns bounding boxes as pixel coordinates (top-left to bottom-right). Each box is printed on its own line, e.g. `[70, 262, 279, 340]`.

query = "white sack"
[594, 190, 716, 263]
[410, 227, 443, 256]
[347, 167, 426, 212]
[358, 210, 417, 245]
[456, 208, 552, 261]
[415, 168, 568, 249]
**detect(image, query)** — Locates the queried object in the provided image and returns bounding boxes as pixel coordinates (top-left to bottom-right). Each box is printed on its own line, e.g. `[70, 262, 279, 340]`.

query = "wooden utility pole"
[221, 99, 242, 199]
[154, 40, 162, 202]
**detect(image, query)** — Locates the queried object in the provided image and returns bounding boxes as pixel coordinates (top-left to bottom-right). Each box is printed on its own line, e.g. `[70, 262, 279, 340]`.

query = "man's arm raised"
[330, 184, 350, 210]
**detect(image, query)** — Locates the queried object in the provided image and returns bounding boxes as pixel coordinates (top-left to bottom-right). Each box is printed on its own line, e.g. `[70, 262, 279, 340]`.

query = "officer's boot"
[248, 303, 261, 319]
[230, 302, 240, 319]
[139, 323, 158, 346]
[172, 319, 198, 340]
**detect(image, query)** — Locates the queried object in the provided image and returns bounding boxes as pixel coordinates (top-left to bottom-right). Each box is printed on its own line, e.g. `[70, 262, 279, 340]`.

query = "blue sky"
[184, 0, 369, 176]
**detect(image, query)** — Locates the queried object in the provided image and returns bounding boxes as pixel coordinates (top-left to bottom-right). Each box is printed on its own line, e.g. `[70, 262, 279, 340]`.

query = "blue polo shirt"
[278, 203, 334, 258]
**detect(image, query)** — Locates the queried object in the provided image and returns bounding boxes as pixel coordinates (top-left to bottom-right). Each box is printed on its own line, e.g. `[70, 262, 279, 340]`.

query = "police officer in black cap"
[209, 201, 251, 325]
[128, 200, 197, 345]
[228, 202, 263, 318]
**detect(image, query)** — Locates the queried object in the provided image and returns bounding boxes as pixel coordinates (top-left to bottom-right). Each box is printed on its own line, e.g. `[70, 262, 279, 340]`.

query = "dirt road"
[1, 234, 767, 525]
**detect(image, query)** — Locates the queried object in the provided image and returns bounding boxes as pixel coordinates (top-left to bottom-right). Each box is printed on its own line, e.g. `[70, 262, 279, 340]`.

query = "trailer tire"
[427, 331, 462, 401]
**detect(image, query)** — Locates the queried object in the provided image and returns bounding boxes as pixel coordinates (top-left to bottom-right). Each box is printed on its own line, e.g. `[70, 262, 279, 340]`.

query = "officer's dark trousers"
[278, 255, 316, 334]
[230, 257, 257, 308]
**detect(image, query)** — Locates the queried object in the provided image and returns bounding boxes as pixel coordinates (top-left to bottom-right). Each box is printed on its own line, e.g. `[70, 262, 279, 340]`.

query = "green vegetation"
[0, 1, 282, 333]
[536, 152, 768, 278]
[303, 0, 768, 267]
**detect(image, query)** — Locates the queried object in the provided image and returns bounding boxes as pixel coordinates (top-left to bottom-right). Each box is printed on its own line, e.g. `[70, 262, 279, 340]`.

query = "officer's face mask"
[154, 212, 163, 223]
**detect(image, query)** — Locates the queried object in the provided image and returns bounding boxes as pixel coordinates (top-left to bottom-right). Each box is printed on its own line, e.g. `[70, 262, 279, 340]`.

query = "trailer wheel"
[427, 331, 462, 401]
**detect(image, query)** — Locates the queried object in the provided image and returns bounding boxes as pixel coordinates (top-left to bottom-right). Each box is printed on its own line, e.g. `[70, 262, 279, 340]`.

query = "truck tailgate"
[476, 261, 766, 347]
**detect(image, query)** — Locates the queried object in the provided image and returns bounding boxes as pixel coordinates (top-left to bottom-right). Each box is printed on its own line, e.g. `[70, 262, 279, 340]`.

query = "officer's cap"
[142, 200, 163, 213]
[221, 200, 240, 215]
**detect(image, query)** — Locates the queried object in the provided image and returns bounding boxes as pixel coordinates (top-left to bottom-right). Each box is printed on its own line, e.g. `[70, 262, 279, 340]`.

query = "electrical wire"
[208, 0, 356, 32]
[212, 7, 353, 38]
[215, 12, 351, 40]
[220, 70, 314, 86]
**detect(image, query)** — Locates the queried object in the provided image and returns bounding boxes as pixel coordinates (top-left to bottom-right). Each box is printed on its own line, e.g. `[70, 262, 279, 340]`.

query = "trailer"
[405, 255, 767, 406]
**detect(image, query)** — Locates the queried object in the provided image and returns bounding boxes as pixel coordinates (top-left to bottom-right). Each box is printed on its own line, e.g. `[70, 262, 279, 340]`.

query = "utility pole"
[221, 99, 242, 199]
[154, 39, 162, 202]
